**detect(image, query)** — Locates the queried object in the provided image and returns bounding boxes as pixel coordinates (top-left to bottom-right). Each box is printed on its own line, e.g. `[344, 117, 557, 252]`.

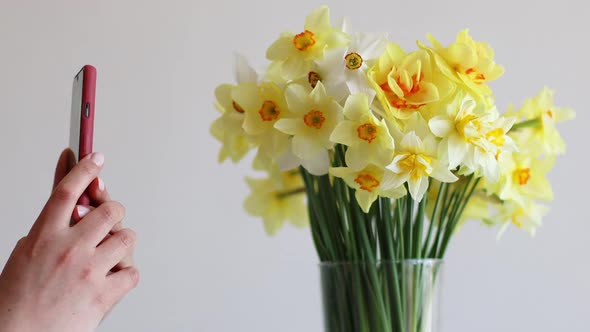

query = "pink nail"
[76, 205, 91, 218]
[98, 178, 105, 191]
[91, 153, 104, 167]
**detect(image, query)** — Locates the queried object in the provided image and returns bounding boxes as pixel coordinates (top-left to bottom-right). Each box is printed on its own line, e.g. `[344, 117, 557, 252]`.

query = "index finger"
[35, 152, 105, 233]
[52, 148, 76, 190]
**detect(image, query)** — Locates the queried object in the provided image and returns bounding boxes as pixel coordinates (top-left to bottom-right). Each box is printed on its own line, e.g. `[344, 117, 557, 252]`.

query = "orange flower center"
[357, 123, 378, 143]
[513, 168, 531, 186]
[397, 74, 422, 96]
[546, 109, 553, 119]
[232, 101, 245, 113]
[293, 30, 316, 51]
[345, 52, 363, 70]
[355, 173, 380, 192]
[258, 100, 280, 122]
[465, 68, 486, 83]
[303, 110, 325, 129]
[378, 72, 424, 111]
[308, 71, 322, 89]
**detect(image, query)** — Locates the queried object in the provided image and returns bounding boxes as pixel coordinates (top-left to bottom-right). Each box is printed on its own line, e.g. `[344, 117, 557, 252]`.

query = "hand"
[0, 151, 139, 332]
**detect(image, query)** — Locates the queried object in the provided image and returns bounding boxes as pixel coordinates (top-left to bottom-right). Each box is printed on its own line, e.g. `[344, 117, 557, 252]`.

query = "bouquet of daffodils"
[211, 6, 573, 331]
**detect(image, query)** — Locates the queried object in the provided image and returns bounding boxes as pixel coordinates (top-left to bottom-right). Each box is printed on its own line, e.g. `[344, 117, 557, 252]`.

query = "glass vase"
[320, 259, 443, 332]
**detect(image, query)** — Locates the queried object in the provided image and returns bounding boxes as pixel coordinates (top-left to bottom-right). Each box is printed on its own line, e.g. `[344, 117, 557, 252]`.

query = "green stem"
[510, 118, 540, 131]
[439, 177, 481, 257]
[405, 192, 414, 258]
[422, 182, 446, 257]
[413, 196, 426, 259]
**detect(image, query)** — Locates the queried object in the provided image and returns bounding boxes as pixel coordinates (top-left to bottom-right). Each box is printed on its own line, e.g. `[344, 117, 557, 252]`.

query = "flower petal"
[304, 6, 330, 32]
[355, 189, 378, 213]
[266, 34, 294, 61]
[429, 116, 453, 138]
[234, 53, 258, 84]
[275, 118, 302, 136]
[330, 120, 359, 146]
[346, 146, 370, 171]
[292, 135, 324, 160]
[302, 149, 330, 175]
[447, 134, 468, 169]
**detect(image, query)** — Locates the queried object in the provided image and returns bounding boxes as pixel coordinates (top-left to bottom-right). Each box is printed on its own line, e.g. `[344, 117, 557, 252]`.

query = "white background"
[0, 0, 588, 331]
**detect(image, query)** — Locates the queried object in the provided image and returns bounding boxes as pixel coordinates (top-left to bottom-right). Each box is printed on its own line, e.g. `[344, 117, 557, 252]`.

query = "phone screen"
[69, 68, 84, 161]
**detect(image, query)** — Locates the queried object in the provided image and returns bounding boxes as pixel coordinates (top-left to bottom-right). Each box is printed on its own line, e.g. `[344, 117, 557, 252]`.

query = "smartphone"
[69, 65, 97, 206]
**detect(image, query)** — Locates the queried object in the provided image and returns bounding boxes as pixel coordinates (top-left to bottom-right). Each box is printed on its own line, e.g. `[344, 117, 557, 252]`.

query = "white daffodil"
[382, 114, 458, 202]
[429, 92, 516, 182]
[275, 82, 343, 175]
[317, 19, 387, 102]
[330, 94, 394, 170]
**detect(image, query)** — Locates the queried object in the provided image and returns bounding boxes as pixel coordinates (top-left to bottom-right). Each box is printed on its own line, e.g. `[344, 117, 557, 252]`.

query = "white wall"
[0, 0, 588, 331]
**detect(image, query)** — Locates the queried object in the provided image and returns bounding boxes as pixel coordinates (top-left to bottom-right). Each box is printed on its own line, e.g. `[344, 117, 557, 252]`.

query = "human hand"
[0, 151, 139, 332]
[54, 149, 134, 270]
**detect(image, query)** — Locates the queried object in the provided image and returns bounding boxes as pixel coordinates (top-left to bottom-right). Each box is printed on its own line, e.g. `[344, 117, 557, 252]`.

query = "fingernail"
[76, 205, 91, 218]
[98, 178, 105, 191]
[91, 153, 104, 167]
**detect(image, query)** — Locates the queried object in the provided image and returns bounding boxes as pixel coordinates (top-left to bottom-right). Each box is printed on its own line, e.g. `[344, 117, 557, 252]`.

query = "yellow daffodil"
[211, 55, 260, 163]
[487, 153, 554, 207]
[493, 199, 548, 237]
[211, 84, 252, 163]
[330, 164, 406, 213]
[244, 169, 308, 235]
[275, 82, 343, 175]
[231, 81, 292, 161]
[508, 87, 575, 156]
[330, 94, 394, 170]
[382, 114, 458, 202]
[266, 6, 350, 80]
[423, 29, 504, 97]
[318, 20, 388, 102]
[368, 43, 454, 120]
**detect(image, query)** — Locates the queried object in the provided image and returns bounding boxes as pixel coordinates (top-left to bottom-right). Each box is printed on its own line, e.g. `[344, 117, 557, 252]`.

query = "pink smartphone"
[69, 65, 97, 206]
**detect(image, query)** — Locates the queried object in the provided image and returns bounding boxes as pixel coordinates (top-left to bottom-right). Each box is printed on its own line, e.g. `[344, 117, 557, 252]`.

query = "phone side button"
[84, 103, 90, 118]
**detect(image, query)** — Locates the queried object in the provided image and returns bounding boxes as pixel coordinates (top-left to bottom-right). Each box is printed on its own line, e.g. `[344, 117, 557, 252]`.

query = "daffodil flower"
[508, 87, 575, 156]
[285, 62, 350, 103]
[317, 19, 388, 102]
[493, 199, 548, 237]
[368, 43, 454, 120]
[210, 54, 261, 162]
[429, 93, 516, 182]
[244, 170, 308, 235]
[470, 111, 517, 181]
[382, 114, 458, 202]
[275, 82, 343, 175]
[231, 81, 292, 161]
[423, 29, 504, 97]
[487, 153, 554, 207]
[330, 164, 406, 213]
[330, 94, 394, 171]
[266, 6, 350, 80]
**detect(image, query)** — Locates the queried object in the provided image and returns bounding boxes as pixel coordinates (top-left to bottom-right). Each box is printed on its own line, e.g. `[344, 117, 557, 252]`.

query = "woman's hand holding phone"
[0, 150, 139, 332]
